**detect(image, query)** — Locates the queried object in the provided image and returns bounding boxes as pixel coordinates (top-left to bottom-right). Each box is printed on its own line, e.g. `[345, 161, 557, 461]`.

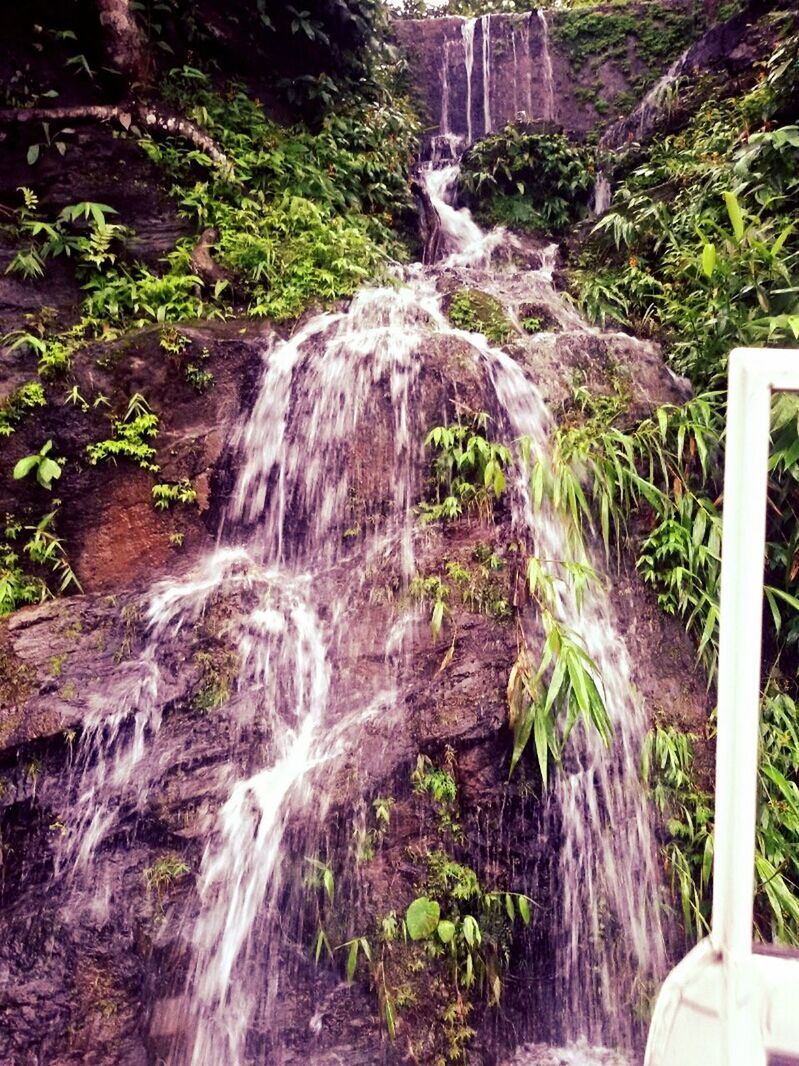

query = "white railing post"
[711, 348, 771, 962]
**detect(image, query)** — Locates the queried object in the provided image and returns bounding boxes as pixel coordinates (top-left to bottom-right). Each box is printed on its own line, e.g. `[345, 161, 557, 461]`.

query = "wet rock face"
[0, 320, 270, 594]
[393, 2, 701, 158]
[599, 0, 783, 155]
[0, 288, 708, 1066]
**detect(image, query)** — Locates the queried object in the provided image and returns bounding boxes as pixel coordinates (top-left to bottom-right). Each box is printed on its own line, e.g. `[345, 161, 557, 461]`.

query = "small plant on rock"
[13, 439, 63, 490]
[419, 413, 511, 524]
[144, 853, 190, 909]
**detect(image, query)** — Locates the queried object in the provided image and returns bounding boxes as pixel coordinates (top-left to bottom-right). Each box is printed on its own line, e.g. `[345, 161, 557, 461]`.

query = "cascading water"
[481, 14, 493, 137]
[592, 172, 613, 216]
[462, 17, 476, 147]
[420, 173, 668, 1050]
[536, 9, 556, 124]
[46, 136, 670, 1062]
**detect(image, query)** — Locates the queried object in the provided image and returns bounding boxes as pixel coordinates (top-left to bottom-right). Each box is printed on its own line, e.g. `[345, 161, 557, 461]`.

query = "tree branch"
[0, 102, 231, 170]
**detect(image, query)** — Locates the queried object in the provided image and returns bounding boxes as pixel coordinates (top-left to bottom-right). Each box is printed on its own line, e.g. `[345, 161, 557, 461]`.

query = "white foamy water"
[503, 1039, 632, 1066]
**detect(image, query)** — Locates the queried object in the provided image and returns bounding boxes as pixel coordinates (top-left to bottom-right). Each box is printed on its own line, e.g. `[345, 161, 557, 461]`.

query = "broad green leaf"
[323, 867, 334, 903]
[405, 896, 440, 940]
[13, 455, 39, 480]
[346, 939, 359, 983]
[722, 191, 745, 241]
[462, 913, 481, 947]
[436, 919, 456, 944]
[518, 895, 531, 925]
[385, 1000, 396, 1040]
[701, 242, 716, 278]
[37, 457, 62, 489]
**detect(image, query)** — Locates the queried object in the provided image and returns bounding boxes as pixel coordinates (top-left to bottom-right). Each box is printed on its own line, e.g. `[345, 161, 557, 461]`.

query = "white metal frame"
[645, 348, 799, 1066]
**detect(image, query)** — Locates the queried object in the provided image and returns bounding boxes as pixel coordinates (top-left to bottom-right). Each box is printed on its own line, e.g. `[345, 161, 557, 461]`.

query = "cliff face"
[0, 212, 710, 1063]
[394, 1, 707, 157]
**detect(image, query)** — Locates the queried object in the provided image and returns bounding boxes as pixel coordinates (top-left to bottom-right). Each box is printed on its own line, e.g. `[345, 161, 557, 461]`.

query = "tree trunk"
[95, 0, 150, 86]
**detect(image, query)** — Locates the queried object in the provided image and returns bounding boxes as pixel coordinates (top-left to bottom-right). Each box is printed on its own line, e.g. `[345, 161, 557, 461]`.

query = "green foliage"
[152, 479, 197, 510]
[410, 549, 511, 649]
[521, 315, 543, 334]
[419, 413, 511, 524]
[86, 394, 160, 473]
[551, 4, 700, 88]
[411, 849, 532, 1008]
[527, 389, 725, 674]
[569, 30, 799, 682]
[144, 853, 190, 906]
[140, 79, 419, 321]
[406, 895, 441, 940]
[460, 125, 593, 234]
[0, 382, 46, 438]
[508, 556, 610, 784]
[445, 547, 511, 620]
[644, 695, 799, 947]
[306, 774, 533, 1063]
[1, 76, 419, 385]
[2, 189, 126, 281]
[565, 35, 799, 945]
[642, 724, 714, 941]
[0, 510, 81, 615]
[2, 321, 90, 379]
[447, 290, 513, 344]
[191, 645, 239, 712]
[13, 439, 63, 491]
[412, 752, 461, 837]
[576, 44, 799, 383]
[409, 573, 451, 639]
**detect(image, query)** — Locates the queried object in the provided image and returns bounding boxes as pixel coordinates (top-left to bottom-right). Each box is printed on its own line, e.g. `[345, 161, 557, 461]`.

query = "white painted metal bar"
[711, 348, 772, 962]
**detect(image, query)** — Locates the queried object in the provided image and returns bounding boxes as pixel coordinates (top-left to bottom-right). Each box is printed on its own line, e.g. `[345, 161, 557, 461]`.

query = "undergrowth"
[1, 69, 419, 373]
[460, 126, 593, 234]
[567, 20, 799, 945]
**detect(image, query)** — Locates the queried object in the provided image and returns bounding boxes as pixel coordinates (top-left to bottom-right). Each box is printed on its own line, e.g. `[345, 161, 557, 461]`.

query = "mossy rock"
[446, 290, 514, 346]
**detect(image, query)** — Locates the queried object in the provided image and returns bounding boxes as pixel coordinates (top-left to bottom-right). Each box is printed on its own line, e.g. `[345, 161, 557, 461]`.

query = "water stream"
[482, 14, 493, 137]
[49, 145, 667, 1062]
[463, 17, 476, 146]
[536, 9, 556, 124]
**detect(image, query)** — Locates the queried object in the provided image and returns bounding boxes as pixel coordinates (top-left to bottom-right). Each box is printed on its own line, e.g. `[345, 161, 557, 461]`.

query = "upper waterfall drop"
[482, 13, 493, 137]
[537, 8, 556, 124]
[462, 17, 476, 147]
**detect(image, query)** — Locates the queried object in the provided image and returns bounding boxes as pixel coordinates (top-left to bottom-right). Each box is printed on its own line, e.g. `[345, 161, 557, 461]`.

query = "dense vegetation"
[460, 126, 594, 232]
[0, 0, 419, 613]
[563, 15, 799, 944]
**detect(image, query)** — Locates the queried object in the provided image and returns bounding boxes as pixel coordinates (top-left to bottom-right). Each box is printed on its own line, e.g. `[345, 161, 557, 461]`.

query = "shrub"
[460, 125, 593, 233]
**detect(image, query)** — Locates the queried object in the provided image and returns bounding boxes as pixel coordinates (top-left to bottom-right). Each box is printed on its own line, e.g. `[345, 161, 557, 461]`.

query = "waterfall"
[512, 24, 520, 118]
[462, 17, 476, 146]
[537, 8, 556, 124]
[592, 172, 613, 216]
[46, 146, 669, 1062]
[424, 168, 668, 1051]
[527, 12, 535, 118]
[441, 39, 450, 137]
[481, 13, 492, 137]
